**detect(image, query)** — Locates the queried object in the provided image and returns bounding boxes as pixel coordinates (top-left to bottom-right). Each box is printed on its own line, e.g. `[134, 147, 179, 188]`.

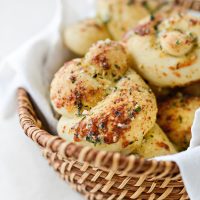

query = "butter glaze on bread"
[51, 40, 158, 154]
[126, 13, 200, 87]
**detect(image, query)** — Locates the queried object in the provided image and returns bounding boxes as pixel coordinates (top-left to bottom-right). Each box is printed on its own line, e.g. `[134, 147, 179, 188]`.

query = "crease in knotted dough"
[125, 13, 200, 88]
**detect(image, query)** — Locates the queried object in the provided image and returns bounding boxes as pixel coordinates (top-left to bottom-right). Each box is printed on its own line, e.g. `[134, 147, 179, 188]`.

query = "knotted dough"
[126, 13, 200, 87]
[50, 40, 158, 154]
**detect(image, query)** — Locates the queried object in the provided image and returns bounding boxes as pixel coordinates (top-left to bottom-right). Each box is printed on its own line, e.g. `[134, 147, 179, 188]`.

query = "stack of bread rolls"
[50, 0, 200, 158]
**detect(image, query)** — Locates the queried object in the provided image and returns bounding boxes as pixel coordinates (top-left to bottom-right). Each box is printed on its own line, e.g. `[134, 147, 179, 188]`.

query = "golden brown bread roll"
[51, 40, 158, 154]
[126, 13, 200, 88]
[157, 94, 200, 150]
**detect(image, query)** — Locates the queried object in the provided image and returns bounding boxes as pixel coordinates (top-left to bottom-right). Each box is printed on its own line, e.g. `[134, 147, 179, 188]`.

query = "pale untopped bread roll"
[51, 40, 157, 154]
[157, 94, 200, 150]
[64, 18, 110, 56]
[126, 13, 200, 88]
[135, 124, 177, 158]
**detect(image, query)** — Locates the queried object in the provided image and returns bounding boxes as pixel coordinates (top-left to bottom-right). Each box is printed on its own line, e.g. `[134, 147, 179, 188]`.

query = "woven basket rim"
[18, 88, 182, 178]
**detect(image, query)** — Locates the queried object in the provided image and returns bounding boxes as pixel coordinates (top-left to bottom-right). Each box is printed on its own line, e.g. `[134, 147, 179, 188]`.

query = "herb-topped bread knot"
[125, 13, 200, 87]
[50, 40, 160, 155]
[157, 94, 200, 151]
[50, 40, 129, 118]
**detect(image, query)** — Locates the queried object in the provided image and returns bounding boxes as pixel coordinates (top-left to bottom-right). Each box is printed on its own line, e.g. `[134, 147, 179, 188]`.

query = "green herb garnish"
[176, 40, 180, 45]
[134, 105, 142, 113]
[86, 133, 103, 146]
[150, 14, 155, 21]
[77, 101, 83, 116]
[99, 122, 105, 129]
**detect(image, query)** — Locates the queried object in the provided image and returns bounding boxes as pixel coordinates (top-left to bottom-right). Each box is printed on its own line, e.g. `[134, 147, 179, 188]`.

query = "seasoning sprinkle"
[176, 40, 180, 45]
[134, 104, 142, 113]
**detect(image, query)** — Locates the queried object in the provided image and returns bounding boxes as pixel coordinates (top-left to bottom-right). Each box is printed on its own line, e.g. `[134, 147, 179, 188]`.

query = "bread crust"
[51, 40, 158, 154]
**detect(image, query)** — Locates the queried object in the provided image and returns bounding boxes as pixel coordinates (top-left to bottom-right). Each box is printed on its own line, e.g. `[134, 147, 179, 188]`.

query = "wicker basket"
[17, 1, 200, 199]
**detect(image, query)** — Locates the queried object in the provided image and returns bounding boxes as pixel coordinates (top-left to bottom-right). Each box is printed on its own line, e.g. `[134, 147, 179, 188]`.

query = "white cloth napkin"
[0, 0, 200, 199]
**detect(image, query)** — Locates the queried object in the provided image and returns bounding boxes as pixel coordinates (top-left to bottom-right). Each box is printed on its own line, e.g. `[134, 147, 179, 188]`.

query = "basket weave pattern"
[18, 88, 189, 199]
[17, 1, 200, 199]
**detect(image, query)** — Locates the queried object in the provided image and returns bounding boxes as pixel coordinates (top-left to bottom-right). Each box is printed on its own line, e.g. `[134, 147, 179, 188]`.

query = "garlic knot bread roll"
[51, 40, 157, 154]
[97, 0, 175, 40]
[157, 94, 200, 150]
[126, 13, 200, 87]
[64, 19, 110, 56]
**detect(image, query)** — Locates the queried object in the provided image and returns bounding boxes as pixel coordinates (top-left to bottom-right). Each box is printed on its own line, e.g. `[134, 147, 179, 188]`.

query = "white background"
[0, 0, 82, 199]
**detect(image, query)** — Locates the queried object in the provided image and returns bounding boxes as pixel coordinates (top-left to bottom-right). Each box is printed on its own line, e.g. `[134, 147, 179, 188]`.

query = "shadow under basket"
[18, 88, 189, 200]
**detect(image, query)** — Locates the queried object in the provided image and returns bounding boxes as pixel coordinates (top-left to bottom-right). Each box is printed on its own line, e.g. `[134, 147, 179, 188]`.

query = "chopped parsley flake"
[86, 133, 103, 146]
[99, 122, 106, 129]
[150, 14, 155, 21]
[176, 40, 180, 45]
[77, 101, 83, 116]
[134, 105, 142, 113]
